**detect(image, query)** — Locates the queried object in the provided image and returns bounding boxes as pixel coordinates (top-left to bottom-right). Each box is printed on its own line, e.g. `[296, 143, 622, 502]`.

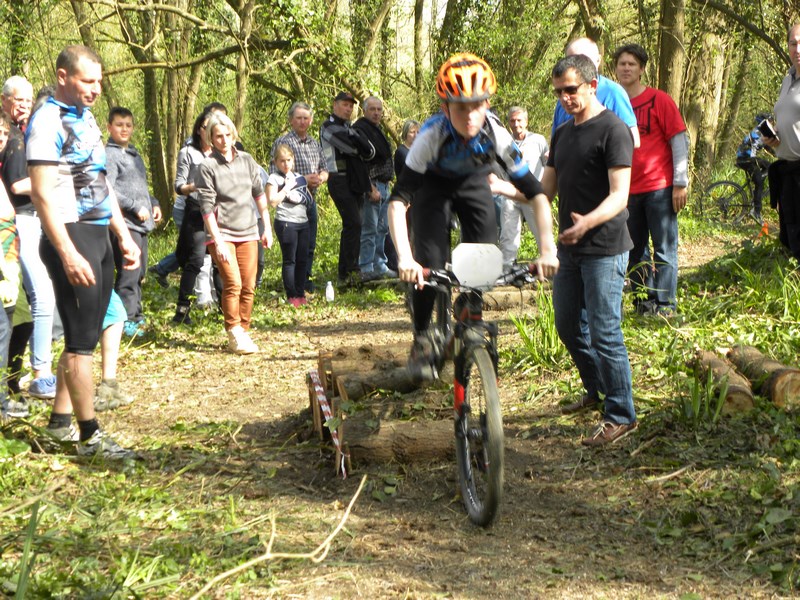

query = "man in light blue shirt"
[551, 37, 640, 149]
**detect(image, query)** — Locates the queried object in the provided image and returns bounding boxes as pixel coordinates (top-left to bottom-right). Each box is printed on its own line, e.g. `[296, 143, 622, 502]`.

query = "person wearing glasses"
[551, 37, 639, 149]
[543, 54, 637, 446]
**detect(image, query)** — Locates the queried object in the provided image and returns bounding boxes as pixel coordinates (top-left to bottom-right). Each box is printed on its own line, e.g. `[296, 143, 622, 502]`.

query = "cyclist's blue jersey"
[393, 110, 541, 203]
[737, 128, 765, 160]
[408, 111, 529, 179]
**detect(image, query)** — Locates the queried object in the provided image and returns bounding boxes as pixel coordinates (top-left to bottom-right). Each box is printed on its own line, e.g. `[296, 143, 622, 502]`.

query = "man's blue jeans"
[359, 181, 390, 274]
[553, 249, 636, 425]
[626, 186, 678, 310]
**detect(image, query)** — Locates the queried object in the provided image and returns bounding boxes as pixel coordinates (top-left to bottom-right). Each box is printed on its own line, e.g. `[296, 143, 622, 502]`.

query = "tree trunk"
[414, 0, 424, 108]
[657, 0, 685, 99]
[716, 36, 751, 163]
[69, 0, 118, 108]
[693, 351, 754, 413]
[233, 1, 256, 133]
[342, 417, 453, 465]
[727, 346, 800, 408]
[684, 10, 726, 185]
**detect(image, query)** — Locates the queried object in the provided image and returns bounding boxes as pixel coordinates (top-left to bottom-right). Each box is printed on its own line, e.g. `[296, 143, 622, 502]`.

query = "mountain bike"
[698, 159, 770, 225]
[418, 243, 539, 527]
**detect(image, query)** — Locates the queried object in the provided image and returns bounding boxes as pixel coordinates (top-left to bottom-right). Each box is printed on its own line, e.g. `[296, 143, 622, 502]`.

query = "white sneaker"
[227, 326, 259, 355]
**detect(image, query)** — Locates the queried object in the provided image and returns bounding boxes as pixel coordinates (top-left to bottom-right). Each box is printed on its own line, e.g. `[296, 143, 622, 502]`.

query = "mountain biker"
[387, 53, 559, 379]
[736, 112, 774, 222]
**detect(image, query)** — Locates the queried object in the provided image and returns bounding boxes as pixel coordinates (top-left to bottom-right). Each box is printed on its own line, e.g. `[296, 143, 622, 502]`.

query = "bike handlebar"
[421, 262, 539, 289]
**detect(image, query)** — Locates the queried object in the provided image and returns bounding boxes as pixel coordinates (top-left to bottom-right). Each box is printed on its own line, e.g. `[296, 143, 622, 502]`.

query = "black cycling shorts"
[40, 222, 114, 355]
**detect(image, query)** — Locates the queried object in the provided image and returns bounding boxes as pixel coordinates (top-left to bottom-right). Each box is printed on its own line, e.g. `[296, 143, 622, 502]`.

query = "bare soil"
[102, 232, 787, 599]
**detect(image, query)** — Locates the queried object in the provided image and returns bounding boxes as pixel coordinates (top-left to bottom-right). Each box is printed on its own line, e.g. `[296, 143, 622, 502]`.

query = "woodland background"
[0, 0, 797, 213]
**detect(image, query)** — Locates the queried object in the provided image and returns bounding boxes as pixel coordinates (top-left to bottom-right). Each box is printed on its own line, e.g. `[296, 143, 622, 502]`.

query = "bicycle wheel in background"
[700, 180, 749, 224]
[455, 344, 504, 527]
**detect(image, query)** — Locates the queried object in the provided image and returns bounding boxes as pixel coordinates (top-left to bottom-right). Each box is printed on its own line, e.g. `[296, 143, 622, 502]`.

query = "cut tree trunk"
[341, 416, 453, 467]
[482, 288, 540, 311]
[336, 369, 419, 402]
[727, 345, 800, 408]
[693, 350, 754, 413]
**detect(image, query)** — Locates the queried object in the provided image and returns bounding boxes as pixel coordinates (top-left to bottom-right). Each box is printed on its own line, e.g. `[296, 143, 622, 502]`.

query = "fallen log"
[727, 345, 800, 408]
[482, 288, 540, 311]
[336, 368, 418, 403]
[341, 416, 454, 467]
[693, 351, 754, 413]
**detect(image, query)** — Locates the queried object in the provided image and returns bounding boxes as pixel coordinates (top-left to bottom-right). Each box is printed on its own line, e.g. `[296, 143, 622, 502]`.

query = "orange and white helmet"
[436, 53, 497, 103]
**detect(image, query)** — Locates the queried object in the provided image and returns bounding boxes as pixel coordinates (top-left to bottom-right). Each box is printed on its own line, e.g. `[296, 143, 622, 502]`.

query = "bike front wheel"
[454, 345, 504, 527]
[700, 180, 749, 224]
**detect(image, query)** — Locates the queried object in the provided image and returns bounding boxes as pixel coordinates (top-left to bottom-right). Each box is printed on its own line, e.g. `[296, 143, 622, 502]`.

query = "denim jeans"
[553, 249, 636, 425]
[359, 181, 390, 274]
[274, 219, 310, 298]
[17, 214, 55, 371]
[0, 307, 12, 405]
[626, 186, 679, 310]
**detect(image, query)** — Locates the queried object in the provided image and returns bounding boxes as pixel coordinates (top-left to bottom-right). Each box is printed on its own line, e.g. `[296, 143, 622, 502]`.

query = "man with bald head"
[765, 23, 800, 259]
[551, 37, 640, 148]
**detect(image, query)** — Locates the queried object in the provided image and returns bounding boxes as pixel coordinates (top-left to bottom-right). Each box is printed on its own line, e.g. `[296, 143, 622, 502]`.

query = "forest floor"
[84, 235, 794, 599]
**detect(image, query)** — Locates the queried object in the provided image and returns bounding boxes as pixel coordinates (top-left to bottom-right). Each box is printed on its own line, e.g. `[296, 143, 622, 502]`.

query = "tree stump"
[727, 345, 800, 408]
[693, 350, 755, 413]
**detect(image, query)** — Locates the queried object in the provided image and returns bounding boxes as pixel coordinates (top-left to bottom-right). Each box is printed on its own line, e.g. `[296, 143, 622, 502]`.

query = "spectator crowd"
[1, 27, 798, 455]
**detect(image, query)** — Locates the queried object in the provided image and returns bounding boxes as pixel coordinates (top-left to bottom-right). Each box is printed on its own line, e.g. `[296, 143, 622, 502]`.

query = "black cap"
[334, 91, 356, 103]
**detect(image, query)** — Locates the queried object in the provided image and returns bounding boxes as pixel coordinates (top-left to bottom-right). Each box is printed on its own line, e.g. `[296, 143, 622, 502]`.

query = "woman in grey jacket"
[196, 112, 273, 354]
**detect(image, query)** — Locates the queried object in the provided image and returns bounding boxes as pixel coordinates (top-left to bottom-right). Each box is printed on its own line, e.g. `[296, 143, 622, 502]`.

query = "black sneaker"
[305, 280, 316, 294]
[77, 429, 137, 459]
[172, 305, 193, 325]
[407, 331, 439, 383]
[148, 265, 169, 288]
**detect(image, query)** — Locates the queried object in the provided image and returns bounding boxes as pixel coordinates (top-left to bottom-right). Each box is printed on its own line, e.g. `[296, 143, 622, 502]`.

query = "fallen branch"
[645, 464, 694, 484]
[189, 474, 367, 599]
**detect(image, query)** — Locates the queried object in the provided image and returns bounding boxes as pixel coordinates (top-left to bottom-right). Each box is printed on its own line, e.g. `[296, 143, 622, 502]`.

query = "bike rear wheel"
[455, 345, 504, 527]
[700, 180, 749, 224]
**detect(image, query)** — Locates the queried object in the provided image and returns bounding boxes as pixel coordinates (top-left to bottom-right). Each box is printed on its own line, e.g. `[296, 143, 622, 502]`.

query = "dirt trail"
[109, 234, 778, 599]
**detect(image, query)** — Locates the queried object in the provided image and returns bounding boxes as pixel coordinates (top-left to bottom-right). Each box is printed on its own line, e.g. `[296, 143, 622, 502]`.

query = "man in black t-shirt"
[542, 54, 638, 446]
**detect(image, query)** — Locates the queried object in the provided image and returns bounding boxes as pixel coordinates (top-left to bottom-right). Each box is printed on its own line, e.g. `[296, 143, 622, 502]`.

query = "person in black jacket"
[320, 91, 375, 286]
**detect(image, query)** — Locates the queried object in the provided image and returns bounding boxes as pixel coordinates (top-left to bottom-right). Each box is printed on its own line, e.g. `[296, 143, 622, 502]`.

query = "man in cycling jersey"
[388, 53, 559, 380]
[736, 112, 772, 223]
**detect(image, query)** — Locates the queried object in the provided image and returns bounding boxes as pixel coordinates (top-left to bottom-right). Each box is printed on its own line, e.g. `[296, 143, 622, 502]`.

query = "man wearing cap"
[320, 91, 375, 286]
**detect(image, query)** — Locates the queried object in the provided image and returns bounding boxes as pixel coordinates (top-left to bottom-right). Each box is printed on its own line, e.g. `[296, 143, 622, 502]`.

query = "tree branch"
[690, 0, 789, 65]
[188, 475, 367, 600]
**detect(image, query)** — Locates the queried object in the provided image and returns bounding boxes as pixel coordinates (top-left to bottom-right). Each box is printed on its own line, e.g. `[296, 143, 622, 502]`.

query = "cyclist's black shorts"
[411, 168, 497, 267]
[40, 222, 114, 355]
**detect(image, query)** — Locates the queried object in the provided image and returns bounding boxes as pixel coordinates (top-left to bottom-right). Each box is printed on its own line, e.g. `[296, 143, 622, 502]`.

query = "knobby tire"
[700, 180, 749, 225]
[455, 345, 504, 527]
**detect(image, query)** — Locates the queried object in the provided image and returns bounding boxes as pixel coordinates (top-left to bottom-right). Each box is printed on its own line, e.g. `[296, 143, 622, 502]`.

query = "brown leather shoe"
[560, 395, 601, 414]
[581, 421, 638, 447]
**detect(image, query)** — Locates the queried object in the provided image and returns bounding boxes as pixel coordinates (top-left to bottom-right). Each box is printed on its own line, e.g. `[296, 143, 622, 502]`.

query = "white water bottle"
[325, 281, 335, 302]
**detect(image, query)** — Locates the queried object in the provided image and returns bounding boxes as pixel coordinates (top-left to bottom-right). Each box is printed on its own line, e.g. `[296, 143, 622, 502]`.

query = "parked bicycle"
[418, 243, 540, 527]
[699, 160, 771, 226]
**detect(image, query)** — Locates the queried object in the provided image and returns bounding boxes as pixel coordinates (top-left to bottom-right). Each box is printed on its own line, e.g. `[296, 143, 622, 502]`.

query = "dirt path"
[105, 232, 780, 599]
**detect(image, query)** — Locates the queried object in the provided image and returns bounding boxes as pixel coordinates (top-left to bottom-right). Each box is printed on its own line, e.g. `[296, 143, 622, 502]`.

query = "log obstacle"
[727, 345, 800, 408]
[308, 344, 454, 474]
[692, 350, 755, 413]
